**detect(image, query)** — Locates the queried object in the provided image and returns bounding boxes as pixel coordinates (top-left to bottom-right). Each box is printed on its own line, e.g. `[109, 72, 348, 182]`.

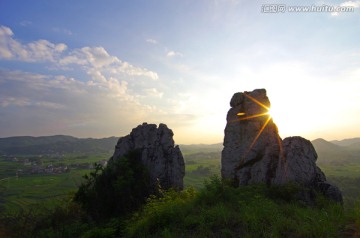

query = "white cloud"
[167, 50, 183, 57]
[0, 26, 66, 61]
[0, 25, 202, 141]
[60, 47, 117, 68]
[0, 69, 157, 137]
[341, 0, 360, 8]
[0, 25, 158, 82]
[0, 26, 67, 62]
[146, 38, 158, 44]
[144, 88, 164, 98]
[60, 46, 158, 81]
[331, 1, 360, 16]
[0, 97, 31, 107]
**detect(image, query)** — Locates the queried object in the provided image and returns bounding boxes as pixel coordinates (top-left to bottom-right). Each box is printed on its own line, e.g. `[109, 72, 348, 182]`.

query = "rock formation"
[222, 89, 343, 203]
[111, 123, 185, 191]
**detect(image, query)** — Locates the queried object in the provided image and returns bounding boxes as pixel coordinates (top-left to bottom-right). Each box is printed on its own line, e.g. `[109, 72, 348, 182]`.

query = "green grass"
[125, 177, 346, 238]
[0, 153, 112, 212]
[3, 150, 360, 213]
[183, 153, 220, 189]
[319, 163, 360, 178]
[1, 169, 90, 212]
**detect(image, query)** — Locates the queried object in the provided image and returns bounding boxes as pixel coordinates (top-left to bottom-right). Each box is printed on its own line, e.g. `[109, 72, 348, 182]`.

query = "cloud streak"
[146, 38, 158, 44]
[167, 50, 183, 57]
[0, 25, 200, 140]
[0, 26, 67, 62]
[0, 25, 159, 82]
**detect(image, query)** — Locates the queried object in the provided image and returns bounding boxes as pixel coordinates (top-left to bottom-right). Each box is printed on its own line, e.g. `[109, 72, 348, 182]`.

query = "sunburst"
[231, 92, 271, 123]
[232, 92, 277, 169]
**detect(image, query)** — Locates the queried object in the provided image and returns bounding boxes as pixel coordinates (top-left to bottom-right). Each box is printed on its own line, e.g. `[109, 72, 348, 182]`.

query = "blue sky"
[0, 0, 360, 143]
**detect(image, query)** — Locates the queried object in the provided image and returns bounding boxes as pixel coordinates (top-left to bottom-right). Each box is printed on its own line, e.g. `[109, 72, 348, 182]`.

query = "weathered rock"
[274, 137, 319, 185]
[222, 89, 343, 204]
[221, 88, 280, 185]
[111, 123, 185, 191]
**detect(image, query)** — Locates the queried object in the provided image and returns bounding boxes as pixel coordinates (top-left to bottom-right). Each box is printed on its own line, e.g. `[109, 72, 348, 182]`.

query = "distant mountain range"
[311, 138, 360, 165]
[330, 138, 360, 147]
[1, 135, 359, 165]
[0, 135, 119, 156]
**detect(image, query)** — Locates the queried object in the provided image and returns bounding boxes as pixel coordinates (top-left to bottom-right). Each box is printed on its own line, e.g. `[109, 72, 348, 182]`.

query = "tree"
[74, 150, 151, 222]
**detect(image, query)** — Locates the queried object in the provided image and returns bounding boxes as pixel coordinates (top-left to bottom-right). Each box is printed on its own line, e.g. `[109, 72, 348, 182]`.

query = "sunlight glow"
[231, 92, 279, 170]
[266, 108, 273, 119]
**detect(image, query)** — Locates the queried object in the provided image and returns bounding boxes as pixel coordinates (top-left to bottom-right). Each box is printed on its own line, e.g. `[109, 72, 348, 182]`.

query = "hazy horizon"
[1, 1, 360, 144]
[0, 130, 359, 146]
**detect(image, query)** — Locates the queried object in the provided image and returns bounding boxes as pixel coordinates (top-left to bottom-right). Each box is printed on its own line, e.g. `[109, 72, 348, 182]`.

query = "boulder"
[111, 123, 185, 191]
[221, 89, 343, 204]
[274, 136, 319, 185]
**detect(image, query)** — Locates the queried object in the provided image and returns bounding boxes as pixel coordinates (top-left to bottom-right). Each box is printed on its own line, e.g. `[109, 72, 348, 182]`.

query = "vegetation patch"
[125, 177, 345, 238]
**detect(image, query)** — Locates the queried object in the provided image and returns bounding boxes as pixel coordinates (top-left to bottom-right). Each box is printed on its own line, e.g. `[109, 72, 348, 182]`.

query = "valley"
[0, 136, 360, 212]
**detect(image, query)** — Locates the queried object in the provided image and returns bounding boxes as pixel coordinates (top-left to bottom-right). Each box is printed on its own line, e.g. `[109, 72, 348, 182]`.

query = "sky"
[0, 0, 360, 144]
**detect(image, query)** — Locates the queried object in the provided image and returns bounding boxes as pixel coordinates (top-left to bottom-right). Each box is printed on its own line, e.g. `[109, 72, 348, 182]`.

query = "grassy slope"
[3, 178, 357, 238]
[125, 178, 349, 238]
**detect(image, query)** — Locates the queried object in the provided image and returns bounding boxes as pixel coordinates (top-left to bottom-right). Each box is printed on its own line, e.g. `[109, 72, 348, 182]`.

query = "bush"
[74, 150, 151, 222]
[0, 197, 87, 238]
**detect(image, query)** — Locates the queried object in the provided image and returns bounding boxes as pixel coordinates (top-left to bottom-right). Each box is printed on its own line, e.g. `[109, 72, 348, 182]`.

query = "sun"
[266, 107, 273, 119]
[231, 92, 275, 162]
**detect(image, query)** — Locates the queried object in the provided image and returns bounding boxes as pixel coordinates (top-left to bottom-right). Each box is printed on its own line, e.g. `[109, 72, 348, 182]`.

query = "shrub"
[74, 150, 151, 222]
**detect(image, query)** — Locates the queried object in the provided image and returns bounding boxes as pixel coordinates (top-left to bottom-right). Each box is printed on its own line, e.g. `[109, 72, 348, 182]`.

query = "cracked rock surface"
[111, 123, 185, 191]
[221, 89, 343, 204]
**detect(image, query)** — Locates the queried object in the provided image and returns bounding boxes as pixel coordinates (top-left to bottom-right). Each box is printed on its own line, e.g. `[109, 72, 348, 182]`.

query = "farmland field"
[1, 170, 88, 211]
[0, 154, 111, 212]
[1, 143, 360, 212]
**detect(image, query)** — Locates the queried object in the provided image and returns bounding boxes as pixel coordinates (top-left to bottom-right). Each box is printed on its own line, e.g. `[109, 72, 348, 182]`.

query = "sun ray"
[231, 112, 270, 123]
[229, 91, 286, 183]
[236, 116, 272, 169]
[229, 92, 279, 172]
[243, 92, 270, 111]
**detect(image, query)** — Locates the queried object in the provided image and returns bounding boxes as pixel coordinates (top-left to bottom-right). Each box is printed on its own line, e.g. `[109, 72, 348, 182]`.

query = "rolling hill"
[331, 137, 360, 147]
[1, 135, 359, 165]
[312, 138, 360, 165]
[0, 135, 119, 156]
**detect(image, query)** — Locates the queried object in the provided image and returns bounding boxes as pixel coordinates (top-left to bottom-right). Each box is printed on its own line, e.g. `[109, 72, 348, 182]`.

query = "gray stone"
[274, 136, 319, 185]
[111, 123, 185, 191]
[221, 89, 343, 204]
[222, 88, 280, 185]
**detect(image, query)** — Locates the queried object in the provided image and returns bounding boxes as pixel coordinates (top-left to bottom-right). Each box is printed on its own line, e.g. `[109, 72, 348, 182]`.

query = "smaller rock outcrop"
[111, 123, 185, 191]
[274, 137, 320, 185]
